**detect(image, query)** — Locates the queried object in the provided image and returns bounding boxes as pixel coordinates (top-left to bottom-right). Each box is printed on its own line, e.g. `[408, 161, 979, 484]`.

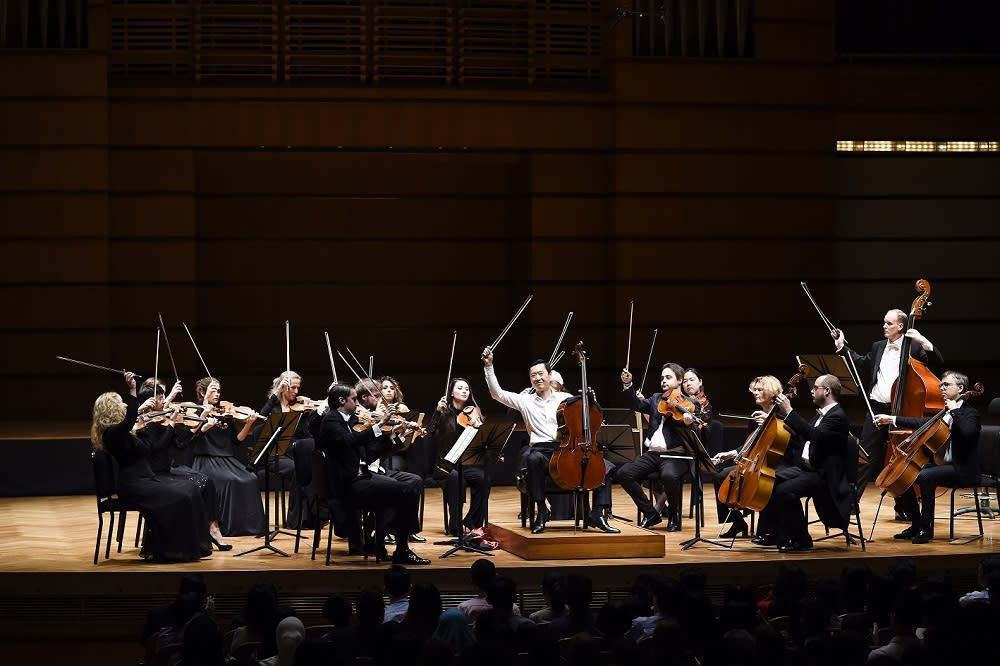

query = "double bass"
[876, 382, 984, 497]
[717, 365, 809, 512]
[883, 279, 945, 467]
[549, 341, 607, 491]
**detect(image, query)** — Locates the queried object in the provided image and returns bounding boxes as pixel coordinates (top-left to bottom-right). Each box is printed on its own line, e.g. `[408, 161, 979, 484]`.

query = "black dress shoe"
[587, 513, 621, 534]
[373, 547, 391, 562]
[751, 532, 777, 546]
[211, 536, 233, 552]
[667, 516, 681, 532]
[719, 520, 749, 539]
[911, 529, 933, 544]
[407, 534, 426, 543]
[777, 539, 812, 553]
[393, 548, 431, 565]
[531, 519, 546, 534]
[639, 513, 662, 529]
[894, 525, 920, 540]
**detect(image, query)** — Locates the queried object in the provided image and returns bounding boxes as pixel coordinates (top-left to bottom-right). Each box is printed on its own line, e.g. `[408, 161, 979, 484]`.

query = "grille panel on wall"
[108, 0, 604, 85]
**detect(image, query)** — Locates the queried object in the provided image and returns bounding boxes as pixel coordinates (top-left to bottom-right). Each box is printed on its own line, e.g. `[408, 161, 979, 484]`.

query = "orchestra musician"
[711, 375, 784, 539]
[135, 378, 231, 551]
[833, 309, 944, 507]
[190, 377, 267, 537]
[355, 378, 426, 545]
[426, 377, 492, 536]
[874, 370, 981, 544]
[759, 374, 852, 552]
[316, 383, 429, 564]
[617, 363, 697, 531]
[91, 372, 213, 562]
[483, 348, 618, 535]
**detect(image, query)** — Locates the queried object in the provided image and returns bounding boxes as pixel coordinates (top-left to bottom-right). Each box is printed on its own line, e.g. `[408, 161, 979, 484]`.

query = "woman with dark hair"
[135, 378, 230, 550]
[90, 372, 211, 562]
[190, 376, 267, 537]
[426, 377, 492, 536]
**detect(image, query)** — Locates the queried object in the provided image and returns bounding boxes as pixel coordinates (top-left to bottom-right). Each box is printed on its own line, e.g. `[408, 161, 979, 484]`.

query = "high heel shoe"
[211, 536, 233, 552]
[719, 519, 749, 539]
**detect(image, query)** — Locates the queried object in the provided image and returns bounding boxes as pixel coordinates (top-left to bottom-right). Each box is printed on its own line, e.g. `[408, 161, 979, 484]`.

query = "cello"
[717, 365, 809, 512]
[549, 341, 607, 491]
[876, 382, 984, 497]
[883, 279, 945, 466]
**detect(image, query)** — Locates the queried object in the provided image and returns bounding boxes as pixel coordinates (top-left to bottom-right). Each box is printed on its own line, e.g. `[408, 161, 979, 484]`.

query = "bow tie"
[887, 342, 900, 351]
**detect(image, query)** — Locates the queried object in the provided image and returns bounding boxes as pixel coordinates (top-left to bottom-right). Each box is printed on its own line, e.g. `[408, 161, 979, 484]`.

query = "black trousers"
[524, 442, 613, 509]
[445, 465, 490, 534]
[616, 451, 691, 520]
[348, 472, 421, 544]
[856, 400, 891, 491]
[895, 462, 962, 533]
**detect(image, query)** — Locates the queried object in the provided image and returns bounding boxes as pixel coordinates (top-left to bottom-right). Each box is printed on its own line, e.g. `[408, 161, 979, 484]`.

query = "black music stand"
[796, 354, 861, 398]
[434, 421, 516, 558]
[670, 428, 730, 551]
[596, 408, 639, 524]
[236, 411, 300, 557]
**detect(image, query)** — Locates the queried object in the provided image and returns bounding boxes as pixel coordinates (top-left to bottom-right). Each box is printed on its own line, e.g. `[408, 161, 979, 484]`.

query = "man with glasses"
[832, 309, 944, 512]
[758, 374, 851, 552]
[874, 371, 981, 544]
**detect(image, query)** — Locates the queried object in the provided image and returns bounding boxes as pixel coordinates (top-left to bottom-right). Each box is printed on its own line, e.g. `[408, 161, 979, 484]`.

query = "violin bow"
[285, 320, 291, 373]
[182, 322, 213, 378]
[369, 356, 374, 379]
[153, 327, 160, 397]
[158, 313, 180, 384]
[343, 345, 387, 407]
[444, 330, 457, 402]
[547, 311, 573, 367]
[638, 328, 658, 394]
[483, 294, 533, 358]
[800, 281, 876, 423]
[550, 350, 566, 370]
[56, 356, 142, 378]
[625, 299, 634, 372]
[324, 331, 338, 383]
[336, 349, 383, 406]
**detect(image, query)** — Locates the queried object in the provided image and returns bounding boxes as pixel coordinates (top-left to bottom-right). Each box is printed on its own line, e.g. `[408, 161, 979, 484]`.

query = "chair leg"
[134, 512, 143, 548]
[294, 495, 304, 554]
[950, 487, 957, 541]
[974, 487, 984, 538]
[105, 511, 116, 560]
[325, 520, 334, 566]
[116, 510, 127, 553]
[310, 512, 321, 561]
[94, 514, 104, 565]
[441, 487, 449, 535]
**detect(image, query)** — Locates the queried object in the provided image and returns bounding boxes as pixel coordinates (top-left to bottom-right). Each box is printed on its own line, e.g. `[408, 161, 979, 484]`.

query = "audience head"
[384, 564, 411, 600]
[323, 594, 352, 628]
[485, 576, 518, 615]
[355, 586, 385, 627]
[470, 558, 497, 592]
[431, 608, 476, 656]
[274, 616, 305, 666]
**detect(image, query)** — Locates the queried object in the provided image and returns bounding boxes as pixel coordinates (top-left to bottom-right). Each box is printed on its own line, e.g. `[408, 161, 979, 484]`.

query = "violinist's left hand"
[773, 394, 792, 417]
[904, 328, 933, 351]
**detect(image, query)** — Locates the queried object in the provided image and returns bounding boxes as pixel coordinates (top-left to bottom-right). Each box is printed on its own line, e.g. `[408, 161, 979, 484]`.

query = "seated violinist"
[874, 370, 981, 544]
[616, 363, 695, 531]
[759, 374, 851, 552]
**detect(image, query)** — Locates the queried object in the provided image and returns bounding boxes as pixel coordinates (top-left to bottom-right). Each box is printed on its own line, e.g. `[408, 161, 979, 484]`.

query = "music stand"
[669, 428, 730, 551]
[236, 411, 300, 557]
[434, 421, 516, 558]
[796, 354, 861, 397]
[596, 408, 638, 524]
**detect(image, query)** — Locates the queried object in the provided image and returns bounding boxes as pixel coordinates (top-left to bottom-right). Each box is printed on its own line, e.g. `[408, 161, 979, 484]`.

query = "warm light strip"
[837, 140, 999, 153]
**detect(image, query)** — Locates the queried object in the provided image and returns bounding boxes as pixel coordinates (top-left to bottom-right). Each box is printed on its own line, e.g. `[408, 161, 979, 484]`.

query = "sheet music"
[443, 426, 478, 465]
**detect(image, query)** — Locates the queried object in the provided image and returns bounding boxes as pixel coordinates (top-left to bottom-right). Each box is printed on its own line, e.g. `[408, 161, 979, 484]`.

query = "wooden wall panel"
[0, 196, 109, 234]
[614, 196, 836, 235]
[0, 240, 110, 283]
[109, 151, 194, 192]
[0, 149, 108, 191]
[0, 102, 108, 146]
[614, 153, 835, 194]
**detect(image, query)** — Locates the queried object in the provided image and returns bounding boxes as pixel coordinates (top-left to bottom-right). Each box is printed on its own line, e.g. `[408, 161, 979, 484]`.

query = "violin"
[205, 400, 263, 423]
[288, 396, 324, 412]
[693, 391, 712, 427]
[457, 405, 484, 429]
[137, 403, 208, 428]
[658, 387, 706, 427]
[352, 407, 427, 440]
[717, 365, 808, 512]
[876, 382, 984, 497]
[549, 341, 607, 492]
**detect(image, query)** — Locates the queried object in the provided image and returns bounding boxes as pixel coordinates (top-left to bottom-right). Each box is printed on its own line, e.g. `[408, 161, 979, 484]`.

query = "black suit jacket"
[317, 412, 392, 487]
[896, 404, 980, 482]
[623, 385, 690, 452]
[842, 338, 944, 400]
[782, 403, 852, 527]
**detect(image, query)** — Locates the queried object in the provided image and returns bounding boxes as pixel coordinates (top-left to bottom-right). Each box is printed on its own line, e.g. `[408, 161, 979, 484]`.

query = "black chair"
[292, 438, 316, 554]
[948, 423, 999, 542]
[805, 434, 866, 550]
[310, 449, 376, 564]
[91, 448, 145, 564]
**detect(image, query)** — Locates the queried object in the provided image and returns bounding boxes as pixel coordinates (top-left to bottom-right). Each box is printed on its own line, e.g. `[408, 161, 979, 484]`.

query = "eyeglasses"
[813, 385, 829, 392]
[940, 382, 956, 388]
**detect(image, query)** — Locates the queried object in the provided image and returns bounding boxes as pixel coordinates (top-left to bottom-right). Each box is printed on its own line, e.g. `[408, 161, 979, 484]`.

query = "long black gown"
[191, 419, 267, 537]
[425, 406, 491, 536]
[101, 395, 211, 562]
[136, 418, 219, 525]
[252, 395, 320, 527]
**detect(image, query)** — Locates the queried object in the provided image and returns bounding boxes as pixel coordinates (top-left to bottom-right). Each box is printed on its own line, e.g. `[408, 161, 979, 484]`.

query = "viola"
[288, 396, 324, 412]
[549, 341, 607, 492]
[203, 400, 263, 424]
[876, 382, 984, 497]
[717, 365, 808, 512]
[352, 407, 427, 440]
[658, 387, 706, 427]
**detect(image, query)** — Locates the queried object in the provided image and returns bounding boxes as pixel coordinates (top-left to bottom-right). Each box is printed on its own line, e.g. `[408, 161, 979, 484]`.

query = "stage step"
[487, 520, 665, 560]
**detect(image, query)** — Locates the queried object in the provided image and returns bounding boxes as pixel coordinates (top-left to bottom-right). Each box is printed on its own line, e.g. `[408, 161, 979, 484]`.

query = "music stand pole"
[671, 430, 731, 550]
[236, 423, 290, 557]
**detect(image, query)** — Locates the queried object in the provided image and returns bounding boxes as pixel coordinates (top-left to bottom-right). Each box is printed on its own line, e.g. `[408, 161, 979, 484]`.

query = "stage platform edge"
[487, 520, 665, 560]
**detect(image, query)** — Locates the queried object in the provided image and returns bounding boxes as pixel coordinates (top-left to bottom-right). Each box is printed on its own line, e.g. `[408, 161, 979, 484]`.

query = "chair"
[91, 448, 145, 564]
[292, 438, 316, 554]
[947, 423, 999, 542]
[805, 434, 866, 550]
[311, 449, 376, 564]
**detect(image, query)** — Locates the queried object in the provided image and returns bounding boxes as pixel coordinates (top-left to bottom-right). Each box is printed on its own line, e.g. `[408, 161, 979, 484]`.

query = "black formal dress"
[425, 406, 491, 536]
[101, 395, 211, 562]
[317, 411, 421, 546]
[191, 420, 267, 537]
[894, 403, 980, 534]
[137, 419, 219, 525]
[759, 403, 851, 547]
[253, 395, 321, 527]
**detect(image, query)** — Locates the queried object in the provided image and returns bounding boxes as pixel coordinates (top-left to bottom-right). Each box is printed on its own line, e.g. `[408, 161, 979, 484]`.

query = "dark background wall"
[2, 0, 999, 430]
